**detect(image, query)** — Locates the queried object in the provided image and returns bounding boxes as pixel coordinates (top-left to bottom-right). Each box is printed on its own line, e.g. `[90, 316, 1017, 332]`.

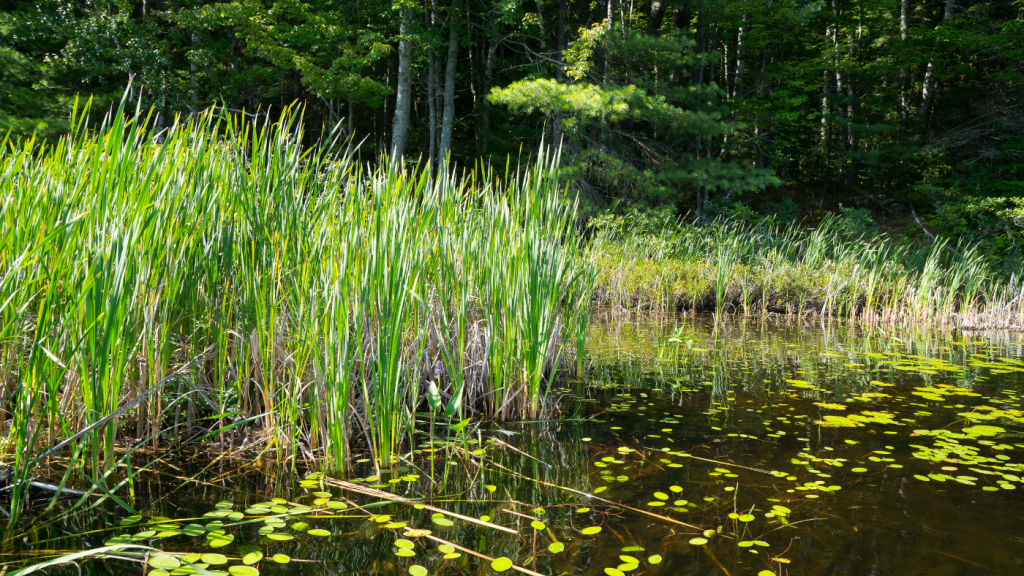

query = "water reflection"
[7, 314, 1024, 576]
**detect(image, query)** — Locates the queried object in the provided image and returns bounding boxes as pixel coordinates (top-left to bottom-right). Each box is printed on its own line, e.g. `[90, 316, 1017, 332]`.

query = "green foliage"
[489, 79, 635, 121]
[766, 198, 800, 223]
[562, 21, 608, 81]
[491, 26, 779, 211]
[838, 204, 877, 239]
[174, 0, 393, 107]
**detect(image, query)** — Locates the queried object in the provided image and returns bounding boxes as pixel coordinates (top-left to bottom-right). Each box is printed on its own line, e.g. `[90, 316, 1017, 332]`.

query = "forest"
[2, 0, 1022, 250]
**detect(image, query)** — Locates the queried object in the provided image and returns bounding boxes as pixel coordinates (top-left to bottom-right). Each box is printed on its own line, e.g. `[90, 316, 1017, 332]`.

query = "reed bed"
[592, 216, 1024, 329]
[0, 98, 594, 523]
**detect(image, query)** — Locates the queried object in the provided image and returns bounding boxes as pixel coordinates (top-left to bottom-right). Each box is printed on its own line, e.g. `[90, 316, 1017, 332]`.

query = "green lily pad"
[200, 554, 227, 565]
[183, 524, 206, 537]
[148, 555, 180, 570]
[207, 533, 234, 548]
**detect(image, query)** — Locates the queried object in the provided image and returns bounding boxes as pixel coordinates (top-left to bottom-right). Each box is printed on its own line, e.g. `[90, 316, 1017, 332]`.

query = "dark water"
[9, 315, 1024, 576]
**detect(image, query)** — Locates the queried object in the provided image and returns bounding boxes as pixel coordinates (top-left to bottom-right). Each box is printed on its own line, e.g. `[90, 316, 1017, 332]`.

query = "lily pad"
[491, 557, 513, 572]
[148, 555, 180, 570]
[200, 554, 227, 565]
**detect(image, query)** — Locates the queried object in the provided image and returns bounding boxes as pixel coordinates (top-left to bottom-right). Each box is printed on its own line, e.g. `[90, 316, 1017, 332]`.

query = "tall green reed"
[0, 95, 594, 521]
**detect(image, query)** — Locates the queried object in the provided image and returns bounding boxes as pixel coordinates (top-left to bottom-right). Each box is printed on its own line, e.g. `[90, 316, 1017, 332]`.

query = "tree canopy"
[1, 0, 1022, 246]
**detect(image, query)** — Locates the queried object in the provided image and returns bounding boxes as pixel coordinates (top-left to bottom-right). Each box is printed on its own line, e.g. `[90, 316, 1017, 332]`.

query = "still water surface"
[12, 315, 1024, 576]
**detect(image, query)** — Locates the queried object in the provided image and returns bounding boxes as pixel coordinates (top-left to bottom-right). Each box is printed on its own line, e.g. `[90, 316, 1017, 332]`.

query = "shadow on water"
[7, 314, 1024, 576]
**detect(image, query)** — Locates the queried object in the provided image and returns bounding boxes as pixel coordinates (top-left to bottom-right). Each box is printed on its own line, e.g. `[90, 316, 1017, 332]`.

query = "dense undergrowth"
[0, 100, 595, 523]
[590, 215, 1024, 329]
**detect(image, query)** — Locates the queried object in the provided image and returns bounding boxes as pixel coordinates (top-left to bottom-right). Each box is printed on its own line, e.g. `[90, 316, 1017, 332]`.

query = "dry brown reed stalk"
[483, 459, 703, 530]
[421, 534, 545, 576]
[325, 479, 519, 534]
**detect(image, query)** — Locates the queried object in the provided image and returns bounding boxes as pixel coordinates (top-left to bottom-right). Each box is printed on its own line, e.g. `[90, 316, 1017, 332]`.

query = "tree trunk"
[551, 0, 567, 153]
[832, 0, 844, 154]
[481, 16, 499, 155]
[899, 0, 909, 120]
[231, 32, 240, 74]
[647, 0, 665, 34]
[673, 6, 689, 31]
[190, 34, 199, 107]
[535, 0, 549, 50]
[847, 31, 856, 150]
[427, 0, 439, 171]
[734, 15, 745, 99]
[919, 0, 956, 119]
[439, 0, 463, 174]
[811, 60, 830, 178]
[391, 7, 415, 164]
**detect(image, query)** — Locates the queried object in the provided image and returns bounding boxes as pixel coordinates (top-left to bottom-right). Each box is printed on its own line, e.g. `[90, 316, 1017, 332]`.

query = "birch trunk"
[481, 16, 499, 155]
[734, 15, 745, 99]
[919, 0, 956, 119]
[646, 0, 665, 34]
[427, 0, 439, 171]
[899, 0, 909, 120]
[438, 0, 463, 174]
[390, 7, 415, 164]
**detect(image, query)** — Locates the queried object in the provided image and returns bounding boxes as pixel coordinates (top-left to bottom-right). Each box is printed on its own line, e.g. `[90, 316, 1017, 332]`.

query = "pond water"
[9, 315, 1024, 576]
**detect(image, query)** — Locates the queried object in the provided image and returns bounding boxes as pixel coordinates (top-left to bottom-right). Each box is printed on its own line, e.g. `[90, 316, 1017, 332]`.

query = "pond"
[9, 315, 1024, 576]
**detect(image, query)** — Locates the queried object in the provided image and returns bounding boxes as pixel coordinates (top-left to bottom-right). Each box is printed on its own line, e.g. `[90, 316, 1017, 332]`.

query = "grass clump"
[0, 97, 594, 522]
[591, 214, 1023, 329]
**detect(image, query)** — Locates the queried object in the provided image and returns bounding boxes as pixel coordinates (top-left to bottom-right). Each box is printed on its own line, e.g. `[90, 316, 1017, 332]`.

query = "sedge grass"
[592, 215, 1024, 329]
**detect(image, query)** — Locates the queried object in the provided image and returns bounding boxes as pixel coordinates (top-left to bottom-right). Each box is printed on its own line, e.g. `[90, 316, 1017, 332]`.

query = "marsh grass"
[592, 215, 1024, 329]
[0, 96, 594, 523]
